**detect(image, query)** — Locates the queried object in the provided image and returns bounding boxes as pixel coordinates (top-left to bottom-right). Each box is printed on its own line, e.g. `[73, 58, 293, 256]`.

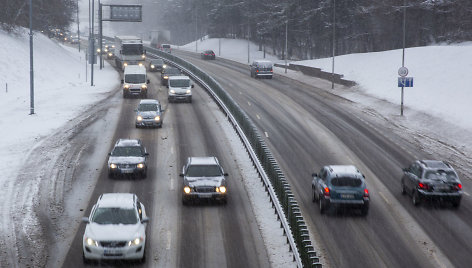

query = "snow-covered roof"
[189, 157, 219, 165]
[97, 193, 136, 208]
[328, 165, 362, 177]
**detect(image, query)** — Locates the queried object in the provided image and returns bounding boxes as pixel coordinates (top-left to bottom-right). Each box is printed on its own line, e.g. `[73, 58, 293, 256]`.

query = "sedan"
[201, 50, 216, 60]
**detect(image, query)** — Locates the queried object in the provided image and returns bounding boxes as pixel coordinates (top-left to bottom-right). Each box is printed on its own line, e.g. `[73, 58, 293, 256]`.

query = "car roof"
[124, 65, 146, 74]
[169, 75, 190, 80]
[189, 157, 219, 165]
[327, 165, 363, 178]
[419, 160, 452, 170]
[97, 193, 136, 208]
[115, 139, 141, 147]
[254, 60, 272, 64]
[204, 50, 214, 52]
[151, 59, 163, 62]
[139, 99, 159, 105]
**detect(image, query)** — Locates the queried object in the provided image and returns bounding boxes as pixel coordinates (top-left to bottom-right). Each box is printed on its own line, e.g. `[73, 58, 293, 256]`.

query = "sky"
[1, 27, 471, 267]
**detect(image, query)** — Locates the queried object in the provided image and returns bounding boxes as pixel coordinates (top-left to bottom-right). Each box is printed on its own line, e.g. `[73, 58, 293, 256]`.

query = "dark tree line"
[0, 0, 76, 33]
[156, 0, 472, 59]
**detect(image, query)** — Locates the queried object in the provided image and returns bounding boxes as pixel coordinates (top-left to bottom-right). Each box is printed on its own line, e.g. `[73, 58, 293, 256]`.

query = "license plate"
[435, 185, 449, 191]
[341, 194, 354, 199]
[198, 193, 212, 198]
[104, 249, 121, 255]
[122, 169, 134, 174]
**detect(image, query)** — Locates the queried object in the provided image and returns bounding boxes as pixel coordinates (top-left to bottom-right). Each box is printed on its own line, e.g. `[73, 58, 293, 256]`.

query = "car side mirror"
[402, 168, 408, 172]
[108, 152, 112, 156]
[166, 85, 169, 88]
[82, 217, 90, 223]
[179, 173, 184, 177]
[224, 173, 229, 176]
[145, 152, 149, 156]
[147, 79, 150, 84]
[191, 85, 194, 88]
[141, 217, 149, 223]
[312, 173, 317, 177]
[121, 79, 124, 84]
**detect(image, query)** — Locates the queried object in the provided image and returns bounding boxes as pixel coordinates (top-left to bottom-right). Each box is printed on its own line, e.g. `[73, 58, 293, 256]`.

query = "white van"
[122, 65, 150, 98]
[167, 75, 193, 103]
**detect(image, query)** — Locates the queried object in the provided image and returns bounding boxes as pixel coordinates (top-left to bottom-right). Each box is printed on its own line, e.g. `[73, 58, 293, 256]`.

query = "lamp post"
[285, 20, 288, 73]
[401, 0, 406, 116]
[331, 0, 336, 89]
[29, 0, 34, 115]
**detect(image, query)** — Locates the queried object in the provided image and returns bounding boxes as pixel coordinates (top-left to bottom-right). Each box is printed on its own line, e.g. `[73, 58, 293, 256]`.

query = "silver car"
[135, 99, 163, 128]
[181, 157, 228, 205]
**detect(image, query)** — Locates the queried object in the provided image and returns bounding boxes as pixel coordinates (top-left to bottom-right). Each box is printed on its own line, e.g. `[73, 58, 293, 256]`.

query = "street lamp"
[331, 0, 336, 89]
[29, 0, 34, 114]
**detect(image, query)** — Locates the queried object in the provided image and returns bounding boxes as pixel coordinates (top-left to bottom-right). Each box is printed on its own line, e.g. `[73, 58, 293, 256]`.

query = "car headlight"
[163, 64, 167, 68]
[169, 89, 175, 94]
[141, 84, 147, 89]
[163, 76, 169, 79]
[154, 116, 160, 121]
[96, 48, 101, 53]
[124, 84, 130, 89]
[186, 89, 191, 94]
[183, 186, 191, 194]
[112, 45, 115, 48]
[104, 48, 108, 52]
[128, 237, 143, 246]
[141, 55, 146, 59]
[110, 163, 117, 169]
[85, 237, 98, 247]
[137, 163, 145, 169]
[138, 62, 143, 66]
[137, 115, 143, 121]
[217, 186, 227, 193]
[124, 62, 128, 67]
[151, 65, 155, 68]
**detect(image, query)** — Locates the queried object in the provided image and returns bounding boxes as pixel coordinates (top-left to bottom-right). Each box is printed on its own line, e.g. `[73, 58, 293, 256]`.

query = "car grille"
[195, 186, 216, 193]
[118, 164, 136, 168]
[100, 241, 127, 248]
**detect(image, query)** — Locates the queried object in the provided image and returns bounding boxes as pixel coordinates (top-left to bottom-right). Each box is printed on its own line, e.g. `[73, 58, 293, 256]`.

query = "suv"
[312, 165, 370, 215]
[135, 99, 163, 128]
[82, 193, 149, 263]
[122, 65, 150, 98]
[401, 160, 462, 207]
[161, 67, 181, 86]
[160, 44, 171, 53]
[180, 157, 228, 205]
[250, 60, 273, 79]
[107, 139, 149, 178]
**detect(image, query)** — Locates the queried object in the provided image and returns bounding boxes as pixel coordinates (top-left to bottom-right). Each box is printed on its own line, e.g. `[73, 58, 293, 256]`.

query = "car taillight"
[454, 184, 462, 191]
[363, 189, 369, 197]
[323, 187, 330, 196]
[418, 182, 430, 190]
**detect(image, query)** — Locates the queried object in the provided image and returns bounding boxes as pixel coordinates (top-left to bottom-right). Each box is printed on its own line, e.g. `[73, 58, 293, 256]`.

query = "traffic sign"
[109, 5, 142, 22]
[398, 77, 413, 87]
[398, 67, 408, 77]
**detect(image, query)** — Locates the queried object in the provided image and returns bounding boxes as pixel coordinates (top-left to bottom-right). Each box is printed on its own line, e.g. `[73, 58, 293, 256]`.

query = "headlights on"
[85, 237, 98, 247]
[124, 84, 130, 89]
[137, 163, 145, 169]
[141, 84, 147, 89]
[216, 186, 227, 193]
[136, 115, 143, 121]
[163, 76, 169, 79]
[128, 237, 143, 246]
[123, 62, 128, 67]
[169, 89, 176, 94]
[108, 52, 112, 57]
[163, 64, 167, 69]
[186, 89, 191, 94]
[183, 186, 191, 194]
[151, 64, 155, 68]
[109, 163, 117, 169]
[141, 54, 146, 59]
[154, 116, 161, 121]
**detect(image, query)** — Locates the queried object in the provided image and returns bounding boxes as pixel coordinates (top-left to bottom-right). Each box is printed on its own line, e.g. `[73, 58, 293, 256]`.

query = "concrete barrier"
[274, 63, 357, 87]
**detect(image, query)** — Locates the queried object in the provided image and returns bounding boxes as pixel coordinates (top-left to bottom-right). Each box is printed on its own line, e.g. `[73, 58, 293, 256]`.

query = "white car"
[82, 193, 149, 263]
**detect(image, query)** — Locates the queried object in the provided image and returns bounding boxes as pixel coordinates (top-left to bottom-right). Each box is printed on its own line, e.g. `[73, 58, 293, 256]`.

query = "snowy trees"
[156, 0, 472, 59]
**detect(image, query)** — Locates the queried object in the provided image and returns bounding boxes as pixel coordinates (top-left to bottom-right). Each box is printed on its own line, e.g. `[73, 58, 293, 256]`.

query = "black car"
[250, 60, 273, 79]
[401, 160, 462, 207]
[161, 67, 182, 86]
[312, 165, 370, 216]
[107, 139, 149, 178]
[149, 59, 166, 72]
[201, 50, 216, 60]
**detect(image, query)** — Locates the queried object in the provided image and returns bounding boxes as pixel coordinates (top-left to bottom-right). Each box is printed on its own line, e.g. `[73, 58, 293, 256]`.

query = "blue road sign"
[398, 77, 413, 87]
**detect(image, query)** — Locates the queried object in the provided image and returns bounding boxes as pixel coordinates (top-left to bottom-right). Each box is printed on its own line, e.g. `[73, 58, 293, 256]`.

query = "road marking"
[256, 114, 261, 120]
[463, 191, 470, 196]
[265, 132, 269, 138]
[170, 177, 175, 191]
[248, 101, 252, 106]
[239, 91, 242, 95]
[166, 231, 172, 250]
[432, 251, 446, 268]
[378, 191, 390, 205]
[171, 146, 174, 154]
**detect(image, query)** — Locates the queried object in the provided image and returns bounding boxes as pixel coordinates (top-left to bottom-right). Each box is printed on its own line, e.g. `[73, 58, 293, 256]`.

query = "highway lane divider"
[145, 46, 321, 268]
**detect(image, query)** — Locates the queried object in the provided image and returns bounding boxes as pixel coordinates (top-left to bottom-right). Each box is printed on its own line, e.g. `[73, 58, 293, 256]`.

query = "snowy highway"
[172, 49, 472, 268]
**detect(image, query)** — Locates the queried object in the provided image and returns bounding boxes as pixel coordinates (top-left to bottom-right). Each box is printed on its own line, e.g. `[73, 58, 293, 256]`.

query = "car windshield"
[186, 165, 222, 177]
[92, 207, 138, 224]
[331, 177, 362, 187]
[122, 44, 143, 55]
[125, 74, 145, 83]
[151, 60, 163, 65]
[204, 50, 214, 54]
[138, 103, 158, 112]
[112, 146, 144, 157]
[424, 170, 457, 181]
[256, 62, 272, 68]
[164, 68, 180, 75]
[162, 44, 170, 48]
[170, 79, 190, 87]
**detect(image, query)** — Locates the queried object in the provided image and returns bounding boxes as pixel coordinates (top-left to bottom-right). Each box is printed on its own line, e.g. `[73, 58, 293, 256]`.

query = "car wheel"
[312, 187, 316, 203]
[221, 197, 227, 205]
[361, 205, 369, 216]
[139, 249, 146, 264]
[319, 198, 326, 214]
[412, 190, 421, 206]
[82, 252, 91, 264]
[452, 199, 461, 208]
[401, 181, 407, 195]
[141, 170, 147, 179]
[108, 172, 113, 178]
[188, 97, 192, 103]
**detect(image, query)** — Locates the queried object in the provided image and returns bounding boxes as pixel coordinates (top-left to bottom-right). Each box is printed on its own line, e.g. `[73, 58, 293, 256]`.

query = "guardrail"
[274, 63, 357, 87]
[145, 47, 321, 268]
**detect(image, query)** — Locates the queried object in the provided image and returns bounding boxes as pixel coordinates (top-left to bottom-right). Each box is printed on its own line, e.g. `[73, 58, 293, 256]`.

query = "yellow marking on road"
[248, 101, 252, 106]
[166, 231, 172, 250]
[256, 114, 261, 120]
[463, 191, 470, 196]
[378, 191, 390, 205]
[265, 132, 269, 138]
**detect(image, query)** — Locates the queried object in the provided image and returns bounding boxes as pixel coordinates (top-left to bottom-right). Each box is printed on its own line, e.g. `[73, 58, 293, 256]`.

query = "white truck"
[115, 36, 146, 71]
